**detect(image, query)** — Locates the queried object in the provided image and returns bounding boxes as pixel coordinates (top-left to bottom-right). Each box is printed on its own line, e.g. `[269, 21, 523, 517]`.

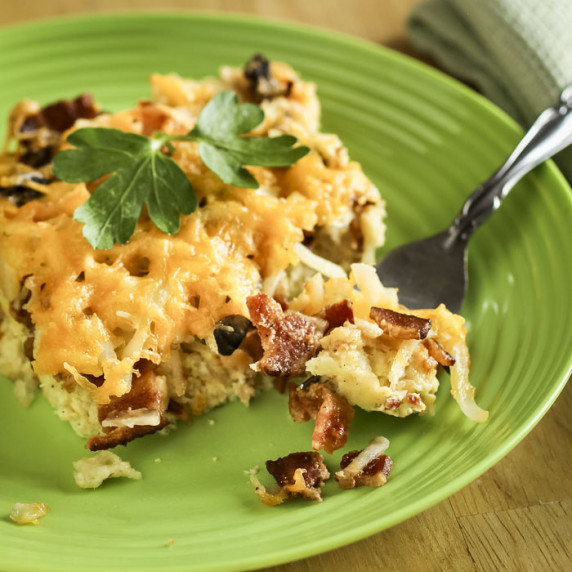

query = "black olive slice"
[213, 315, 252, 356]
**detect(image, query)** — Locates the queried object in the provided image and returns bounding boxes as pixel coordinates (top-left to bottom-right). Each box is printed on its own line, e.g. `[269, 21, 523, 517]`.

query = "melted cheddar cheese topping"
[0, 65, 383, 404]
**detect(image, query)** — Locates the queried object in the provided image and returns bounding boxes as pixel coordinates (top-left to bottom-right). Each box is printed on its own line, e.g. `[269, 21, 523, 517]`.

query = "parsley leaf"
[175, 91, 310, 188]
[54, 128, 196, 249]
[53, 91, 309, 249]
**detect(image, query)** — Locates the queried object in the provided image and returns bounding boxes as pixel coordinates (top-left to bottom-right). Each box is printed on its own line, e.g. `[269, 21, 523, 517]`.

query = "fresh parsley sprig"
[53, 129, 196, 250]
[53, 91, 310, 249]
[172, 91, 309, 188]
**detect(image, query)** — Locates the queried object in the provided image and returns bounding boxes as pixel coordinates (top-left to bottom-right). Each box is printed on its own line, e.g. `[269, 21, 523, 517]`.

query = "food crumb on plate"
[10, 502, 49, 525]
[73, 451, 142, 489]
[251, 452, 330, 506]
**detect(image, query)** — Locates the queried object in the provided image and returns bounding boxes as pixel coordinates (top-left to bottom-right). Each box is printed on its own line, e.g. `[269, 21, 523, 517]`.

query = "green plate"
[0, 12, 571, 572]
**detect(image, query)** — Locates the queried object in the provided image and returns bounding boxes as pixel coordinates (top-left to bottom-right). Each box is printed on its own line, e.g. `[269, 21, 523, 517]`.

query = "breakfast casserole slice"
[0, 56, 485, 459]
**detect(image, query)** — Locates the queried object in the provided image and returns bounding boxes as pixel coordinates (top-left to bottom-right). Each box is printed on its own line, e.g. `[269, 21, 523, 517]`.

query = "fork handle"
[450, 85, 572, 241]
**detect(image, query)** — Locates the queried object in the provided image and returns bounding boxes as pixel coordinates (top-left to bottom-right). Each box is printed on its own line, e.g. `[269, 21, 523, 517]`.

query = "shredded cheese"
[0, 68, 383, 405]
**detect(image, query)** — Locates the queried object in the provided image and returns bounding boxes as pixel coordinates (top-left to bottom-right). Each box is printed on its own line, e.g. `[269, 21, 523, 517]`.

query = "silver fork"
[376, 86, 572, 313]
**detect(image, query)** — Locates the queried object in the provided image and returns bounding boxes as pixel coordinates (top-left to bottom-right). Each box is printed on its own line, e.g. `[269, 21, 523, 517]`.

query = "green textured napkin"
[408, 0, 572, 181]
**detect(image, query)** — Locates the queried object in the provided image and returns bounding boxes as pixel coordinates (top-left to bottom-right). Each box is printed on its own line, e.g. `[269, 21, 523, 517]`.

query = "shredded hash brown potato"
[0, 56, 486, 486]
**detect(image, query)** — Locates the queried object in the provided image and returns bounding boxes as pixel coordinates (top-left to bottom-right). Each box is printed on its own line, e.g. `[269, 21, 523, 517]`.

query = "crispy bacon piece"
[384, 394, 422, 410]
[267, 451, 329, 490]
[289, 383, 354, 454]
[247, 293, 322, 377]
[239, 329, 264, 362]
[22, 94, 98, 134]
[384, 397, 401, 410]
[335, 436, 392, 489]
[87, 362, 168, 451]
[323, 299, 354, 333]
[370, 307, 431, 340]
[251, 451, 330, 505]
[424, 338, 456, 366]
[338, 451, 393, 488]
[272, 294, 289, 312]
[407, 394, 422, 406]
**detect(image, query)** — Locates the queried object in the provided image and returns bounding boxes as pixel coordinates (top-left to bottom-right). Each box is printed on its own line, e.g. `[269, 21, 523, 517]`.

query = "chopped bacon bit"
[289, 383, 354, 454]
[338, 451, 393, 488]
[384, 397, 401, 410]
[335, 436, 392, 489]
[247, 293, 322, 377]
[323, 299, 354, 333]
[272, 294, 289, 312]
[425, 338, 456, 366]
[385, 393, 422, 411]
[266, 451, 329, 489]
[36, 94, 98, 133]
[370, 307, 431, 340]
[238, 329, 264, 362]
[407, 394, 422, 406]
[251, 452, 330, 505]
[87, 361, 168, 451]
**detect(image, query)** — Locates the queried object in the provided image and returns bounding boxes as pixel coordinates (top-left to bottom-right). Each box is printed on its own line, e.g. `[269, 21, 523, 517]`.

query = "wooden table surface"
[2, 2, 570, 570]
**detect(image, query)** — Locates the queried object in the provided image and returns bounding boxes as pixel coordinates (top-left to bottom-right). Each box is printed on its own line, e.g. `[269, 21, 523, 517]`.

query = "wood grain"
[0, 0, 423, 44]
[1, 2, 570, 571]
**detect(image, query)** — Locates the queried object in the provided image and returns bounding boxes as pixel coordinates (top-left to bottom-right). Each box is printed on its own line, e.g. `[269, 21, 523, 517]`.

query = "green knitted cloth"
[408, 0, 572, 180]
